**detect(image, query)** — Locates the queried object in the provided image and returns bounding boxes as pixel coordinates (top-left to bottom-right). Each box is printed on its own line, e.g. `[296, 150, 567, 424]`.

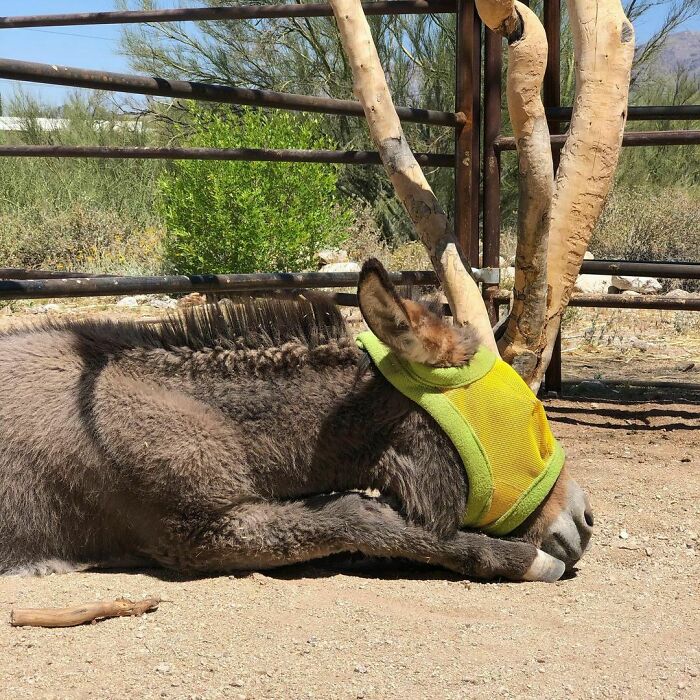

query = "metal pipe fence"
[496, 130, 700, 151]
[0, 1, 457, 27]
[0, 58, 462, 127]
[0, 145, 455, 167]
[2, 259, 696, 299]
[0, 1, 697, 393]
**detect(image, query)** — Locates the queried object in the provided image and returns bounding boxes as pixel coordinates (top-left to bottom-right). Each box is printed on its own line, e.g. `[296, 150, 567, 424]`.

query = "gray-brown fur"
[0, 262, 562, 581]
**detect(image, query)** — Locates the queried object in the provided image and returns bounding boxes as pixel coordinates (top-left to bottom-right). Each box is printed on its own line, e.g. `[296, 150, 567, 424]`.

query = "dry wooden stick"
[10, 596, 160, 628]
[491, 2, 554, 383]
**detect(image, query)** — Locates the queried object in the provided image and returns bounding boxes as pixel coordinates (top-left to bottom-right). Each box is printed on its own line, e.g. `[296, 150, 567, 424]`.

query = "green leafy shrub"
[159, 107, 352, 274]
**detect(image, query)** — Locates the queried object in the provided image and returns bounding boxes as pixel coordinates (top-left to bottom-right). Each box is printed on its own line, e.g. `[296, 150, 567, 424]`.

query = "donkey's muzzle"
[540, 479, 594, 571]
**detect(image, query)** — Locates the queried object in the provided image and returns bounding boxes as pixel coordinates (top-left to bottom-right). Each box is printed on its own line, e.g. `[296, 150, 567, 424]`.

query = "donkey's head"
[357, 259, 593, 573]
[331, 0, 632, 574]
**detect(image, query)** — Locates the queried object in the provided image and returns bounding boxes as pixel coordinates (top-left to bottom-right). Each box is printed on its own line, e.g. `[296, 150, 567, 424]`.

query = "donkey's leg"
[152, 493, 564, 582]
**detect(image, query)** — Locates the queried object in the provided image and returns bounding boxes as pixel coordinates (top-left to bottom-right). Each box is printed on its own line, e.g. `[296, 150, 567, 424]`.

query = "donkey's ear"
[357, 258, 479, 367]
[358, 258, 413, 342]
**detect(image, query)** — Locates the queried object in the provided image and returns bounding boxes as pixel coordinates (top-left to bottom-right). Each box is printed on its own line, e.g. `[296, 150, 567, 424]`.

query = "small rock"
[148, 297, 178, 310]
[32, 303, 62, 314]
[317, 248, 349, 266]
[680, 457, 692, 463]
[319, 262, 361, 273]
[116, 296, 139, 308]
[645, 547, 653, 557]
[630, 337, 649, 351]
[155, 663, 172, 675]
[230, 680, 244, 688]
[354, 664, 368, 674]
[665, 288, 691, 299]
[574, 273, 613, 294]
[611, 275, 662, 294]
[583, 251, 595, 260]
[619, 529, 629, 540]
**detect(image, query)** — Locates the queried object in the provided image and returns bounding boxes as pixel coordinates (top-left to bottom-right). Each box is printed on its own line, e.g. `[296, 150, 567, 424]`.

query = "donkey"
[0, 260, 592, 582]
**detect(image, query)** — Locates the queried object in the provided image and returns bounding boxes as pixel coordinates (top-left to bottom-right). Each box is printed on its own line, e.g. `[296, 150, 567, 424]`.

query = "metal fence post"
[455, 0, 482, 266]
[543, 0, 563, 395]
[482, 26, 502, 324]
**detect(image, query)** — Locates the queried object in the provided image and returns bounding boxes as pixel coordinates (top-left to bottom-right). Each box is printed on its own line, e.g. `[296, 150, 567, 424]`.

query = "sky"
[0, 1, 129, 106]
[1, 1, 699, 107]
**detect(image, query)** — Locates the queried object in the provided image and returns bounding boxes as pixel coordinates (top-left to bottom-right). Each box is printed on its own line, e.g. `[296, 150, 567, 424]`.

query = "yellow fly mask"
[356, 331, 565, 536]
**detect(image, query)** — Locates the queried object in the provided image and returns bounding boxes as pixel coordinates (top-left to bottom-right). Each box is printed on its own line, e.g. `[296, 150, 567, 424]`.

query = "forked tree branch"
[328, 0, 633, 385]
[531, 0, 635, 389]
[477, 0, 633, 391]
[329, 0, 498, 353]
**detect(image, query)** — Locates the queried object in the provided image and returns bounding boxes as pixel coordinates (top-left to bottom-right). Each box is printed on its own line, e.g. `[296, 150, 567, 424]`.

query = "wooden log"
[10, 596, 160, 628]
[328, 0, 499, 353]
[494, 2, 554, 381]
[531, 0, 635, 390]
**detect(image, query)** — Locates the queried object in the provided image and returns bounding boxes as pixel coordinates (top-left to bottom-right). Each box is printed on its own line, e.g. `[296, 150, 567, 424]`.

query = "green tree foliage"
[498, 1, 700, 227]
[159, 107, 351, 274]
[119, 0, 456, 242]
[120, 1, 699, 246]
[618, 65, 700, 190]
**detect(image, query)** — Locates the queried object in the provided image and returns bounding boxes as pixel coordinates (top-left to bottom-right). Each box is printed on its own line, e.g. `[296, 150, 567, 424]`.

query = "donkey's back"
[0, 298, 361, 575]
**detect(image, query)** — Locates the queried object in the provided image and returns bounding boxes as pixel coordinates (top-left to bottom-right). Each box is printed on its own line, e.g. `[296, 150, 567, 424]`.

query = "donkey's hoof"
[521, 550, 566, 583]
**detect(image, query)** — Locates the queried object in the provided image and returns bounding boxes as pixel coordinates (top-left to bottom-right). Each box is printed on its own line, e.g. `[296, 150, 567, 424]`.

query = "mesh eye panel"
[356, 330, 564, 534]
[445, 361, 557, 527]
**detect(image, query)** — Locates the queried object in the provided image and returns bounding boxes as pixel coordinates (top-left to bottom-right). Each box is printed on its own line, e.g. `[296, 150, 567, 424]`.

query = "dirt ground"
[1, 301, 699, 699]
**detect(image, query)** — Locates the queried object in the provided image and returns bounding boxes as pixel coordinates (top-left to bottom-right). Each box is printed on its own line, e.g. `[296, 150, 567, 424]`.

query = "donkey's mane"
[155, 293, 348, 351]
[4, 293, 348, 353]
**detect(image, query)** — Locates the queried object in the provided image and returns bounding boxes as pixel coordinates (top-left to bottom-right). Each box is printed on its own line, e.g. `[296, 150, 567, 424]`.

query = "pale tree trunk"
[329, 0, 633, 388]
[328, 0, 498, 354]
[477, 0, 634, 390]
[529, 0, 635, 390]
[475, 1, 554, 381]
